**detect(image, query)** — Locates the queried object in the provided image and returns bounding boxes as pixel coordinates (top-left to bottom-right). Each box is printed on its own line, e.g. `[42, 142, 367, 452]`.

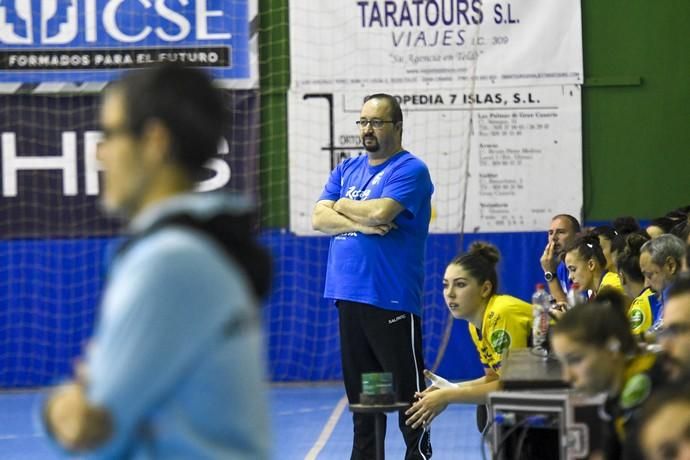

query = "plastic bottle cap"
[536, 283, 545, 290]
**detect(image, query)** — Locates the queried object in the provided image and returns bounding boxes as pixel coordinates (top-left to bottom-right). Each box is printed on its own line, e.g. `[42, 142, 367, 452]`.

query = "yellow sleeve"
[482, 297, 532, 373]
[628, 294, 652, 335]
[600, 272, 624, 292]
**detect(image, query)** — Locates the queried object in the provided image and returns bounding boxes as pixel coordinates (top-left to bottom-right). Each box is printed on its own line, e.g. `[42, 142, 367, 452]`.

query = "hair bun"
[624, 232, 650, 255]
[468, 241, 500, 266]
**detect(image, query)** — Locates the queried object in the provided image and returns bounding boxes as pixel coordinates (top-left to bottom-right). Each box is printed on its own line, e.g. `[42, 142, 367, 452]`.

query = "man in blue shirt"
[313, 94, 434, 459]
[540, 214, 580, 303]
[640, 233, 686, 331]
[42, 64, 271, 459]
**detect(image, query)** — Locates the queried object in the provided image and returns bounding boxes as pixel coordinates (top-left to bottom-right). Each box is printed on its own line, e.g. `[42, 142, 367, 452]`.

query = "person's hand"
[540, 241, 558, 273]
[45, 382, 112, 451]
[405, 388, 449, 429]
[549, 303, 567, 321]
[47, 382, 91, 448]
[357, 222, 397, 236]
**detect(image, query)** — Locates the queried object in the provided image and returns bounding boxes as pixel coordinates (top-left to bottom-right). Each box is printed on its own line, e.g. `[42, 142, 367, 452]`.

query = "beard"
[362, 134, 380, 152]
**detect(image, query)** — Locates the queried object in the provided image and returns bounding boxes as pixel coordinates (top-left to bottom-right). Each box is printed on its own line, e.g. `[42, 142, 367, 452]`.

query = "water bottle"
[566, 282, 583, 308]
[532, 283, 551, 355]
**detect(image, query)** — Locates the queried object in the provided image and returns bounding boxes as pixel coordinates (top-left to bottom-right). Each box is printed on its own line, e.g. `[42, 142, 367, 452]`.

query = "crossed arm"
[405, 368, 501, 429]
[44, 379, 113, 452]
[312, 198, 404, 235]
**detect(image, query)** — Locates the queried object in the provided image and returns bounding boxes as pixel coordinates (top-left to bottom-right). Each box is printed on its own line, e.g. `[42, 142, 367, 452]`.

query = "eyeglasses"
[356, 119, 396, 129]
[657, 322, 690, 340]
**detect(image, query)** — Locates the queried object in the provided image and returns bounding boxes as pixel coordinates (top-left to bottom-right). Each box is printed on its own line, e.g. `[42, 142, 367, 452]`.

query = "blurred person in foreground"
[638, 382, 690, 460]
[630, 272, 690, 460]
[42, 64, 271, 459]
[551, 289, 670, 460]
[657, 273, 690, 381]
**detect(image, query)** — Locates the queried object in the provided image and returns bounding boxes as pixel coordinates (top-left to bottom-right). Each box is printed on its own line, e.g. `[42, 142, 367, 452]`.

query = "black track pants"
[337, 300, 432, 460]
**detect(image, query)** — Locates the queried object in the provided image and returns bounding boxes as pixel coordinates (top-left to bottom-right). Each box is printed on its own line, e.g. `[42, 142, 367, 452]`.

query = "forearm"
[312, 202, 363, 235]
[443, 378, 502, 405]
[333, 198, 398, 226]
[547, 279, 567, 303]
[455, 375, 492, 388]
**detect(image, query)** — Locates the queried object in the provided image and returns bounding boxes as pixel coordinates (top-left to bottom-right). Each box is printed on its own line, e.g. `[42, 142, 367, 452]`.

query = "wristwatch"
[544, 271, 555, 282]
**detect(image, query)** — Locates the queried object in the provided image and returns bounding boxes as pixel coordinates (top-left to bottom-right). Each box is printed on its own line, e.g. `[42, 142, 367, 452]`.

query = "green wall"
[258, 1, 690, 227]
[582, 0, 690, 220]
[259, 0, 289, 227]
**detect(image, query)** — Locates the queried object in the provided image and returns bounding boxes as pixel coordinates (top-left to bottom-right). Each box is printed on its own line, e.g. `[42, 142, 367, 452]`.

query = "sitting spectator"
[617, 233, 661, 336]
[591, 225, 619, 272]
[647, 207, 689, 239]
[638, 382, 690, 460]
[404, 242, 532, 432]
[612, 216, 641, 236]
[669, 220, 690, 272]
[563, 234, 623, 300]
[647, 216, 677, 239]
[610, 218, 643, 278]
[657, 273, 690, 381]
[541, 214, 580, 302]
[551, 289, 669, 460]
[639, 234, 686, 331]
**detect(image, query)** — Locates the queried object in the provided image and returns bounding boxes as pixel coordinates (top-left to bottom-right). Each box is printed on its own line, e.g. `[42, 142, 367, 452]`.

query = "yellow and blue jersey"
[628, 288, 656, 335]
[599, 271, 624, 293]
[468, 294, 532, 374]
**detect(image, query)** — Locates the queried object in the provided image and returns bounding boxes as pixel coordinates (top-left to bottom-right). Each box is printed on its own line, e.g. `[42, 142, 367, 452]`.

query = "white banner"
[289, 0, 582, 90]
[289, 86, 582, 234]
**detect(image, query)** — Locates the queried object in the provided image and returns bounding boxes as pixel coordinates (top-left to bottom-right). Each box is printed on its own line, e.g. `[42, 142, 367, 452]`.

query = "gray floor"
[1, 385, 484, 459]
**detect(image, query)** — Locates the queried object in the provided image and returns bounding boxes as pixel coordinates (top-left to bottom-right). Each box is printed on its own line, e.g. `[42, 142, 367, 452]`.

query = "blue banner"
[0, 0, 251, 82]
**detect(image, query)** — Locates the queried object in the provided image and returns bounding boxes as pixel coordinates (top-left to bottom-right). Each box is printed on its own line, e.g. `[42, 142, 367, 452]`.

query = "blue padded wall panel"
[0, 231, 547, 387]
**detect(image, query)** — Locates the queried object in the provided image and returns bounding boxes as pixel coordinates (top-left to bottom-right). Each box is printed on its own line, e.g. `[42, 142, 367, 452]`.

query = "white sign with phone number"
[288, 85, 582, 235]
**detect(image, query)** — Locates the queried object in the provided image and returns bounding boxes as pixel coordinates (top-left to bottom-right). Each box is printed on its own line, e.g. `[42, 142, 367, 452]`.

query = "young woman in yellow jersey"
[592, 225, 620, 273]
[617, 232, 660, 336]
[405, 242, 532, 430]
[552, 289, 669, 460]
[563, 234, 623, 300]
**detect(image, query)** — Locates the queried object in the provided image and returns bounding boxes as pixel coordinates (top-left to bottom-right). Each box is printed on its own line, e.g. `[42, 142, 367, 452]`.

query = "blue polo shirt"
[319, 151, 434, 316]
[650, 286, 669, 332]
[557, 260, 572, 293]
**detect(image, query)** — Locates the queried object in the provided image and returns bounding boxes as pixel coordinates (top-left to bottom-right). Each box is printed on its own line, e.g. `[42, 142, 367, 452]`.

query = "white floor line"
[0, 434, 42, 440]
[304, 395, 348, 460]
